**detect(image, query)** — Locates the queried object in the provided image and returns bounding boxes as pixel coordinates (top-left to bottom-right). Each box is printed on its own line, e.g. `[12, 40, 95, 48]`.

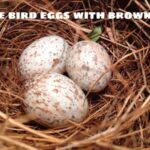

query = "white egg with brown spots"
[66, 41, 112, 92]
[23, 73, 89, 127]
[18, 35, 69, 79]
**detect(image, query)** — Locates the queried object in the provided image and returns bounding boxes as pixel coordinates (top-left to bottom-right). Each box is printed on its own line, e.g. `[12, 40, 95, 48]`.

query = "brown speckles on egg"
[53, 88, 59, 93]
[79, 95, 83, 99]
[33, 91, 41, 96]
[53, 102, 59, 108]
[54, 79, 61, 82]
[53, 58, 60, 64]
[52, 58, 60, 68]
[71, 115, 75, 119]
[34, 51, 37, 56]
[93, 55, 98, 65]
[82, 64, 90, 71]
[65, 95, 73, 102]
[75, 88, 79, 96]
[23, 73, 89, 127]
[36, 107, 50, 114]
[66, 40, 112, 92]
[18, 35, 69, 80]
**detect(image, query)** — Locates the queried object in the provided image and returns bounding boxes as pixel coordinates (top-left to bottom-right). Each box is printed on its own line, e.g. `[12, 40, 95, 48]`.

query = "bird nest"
[0, 0, 150, 150]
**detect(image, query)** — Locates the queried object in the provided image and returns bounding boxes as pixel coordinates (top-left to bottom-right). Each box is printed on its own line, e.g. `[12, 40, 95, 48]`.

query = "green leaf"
[88, 26, 102, 42]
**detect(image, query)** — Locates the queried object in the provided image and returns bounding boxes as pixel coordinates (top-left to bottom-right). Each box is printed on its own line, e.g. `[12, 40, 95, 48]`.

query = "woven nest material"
[0, 0, 150, 150]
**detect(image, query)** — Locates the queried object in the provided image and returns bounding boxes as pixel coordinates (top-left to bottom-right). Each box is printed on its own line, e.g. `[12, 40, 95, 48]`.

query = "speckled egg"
[66, 41, 112, 92]
[23, 73, 89, 127]
[18, 35, 69, 79]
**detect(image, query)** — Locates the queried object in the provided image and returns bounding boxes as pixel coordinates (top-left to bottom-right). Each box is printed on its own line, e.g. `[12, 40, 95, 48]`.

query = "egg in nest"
[18, 35, 69, 79]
